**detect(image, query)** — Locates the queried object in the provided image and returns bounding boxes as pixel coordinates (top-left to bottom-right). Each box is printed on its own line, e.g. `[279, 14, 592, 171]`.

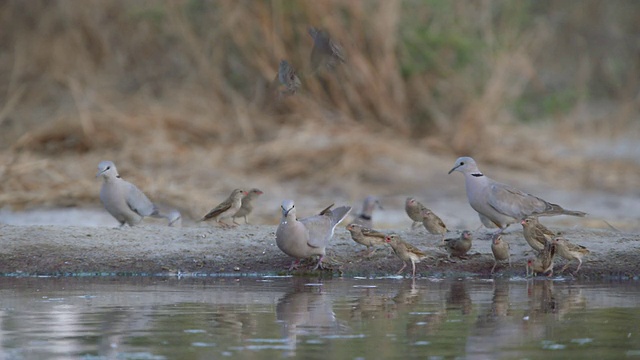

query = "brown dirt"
[1, 223, 638, 279]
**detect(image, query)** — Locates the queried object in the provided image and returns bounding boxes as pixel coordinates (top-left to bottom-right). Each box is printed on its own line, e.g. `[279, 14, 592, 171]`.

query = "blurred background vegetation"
[0, 0, 638, 216]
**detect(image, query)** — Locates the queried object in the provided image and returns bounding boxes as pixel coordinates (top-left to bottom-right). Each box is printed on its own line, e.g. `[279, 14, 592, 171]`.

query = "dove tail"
[329, 206, 352, 226]
[562, 209, 587, 217]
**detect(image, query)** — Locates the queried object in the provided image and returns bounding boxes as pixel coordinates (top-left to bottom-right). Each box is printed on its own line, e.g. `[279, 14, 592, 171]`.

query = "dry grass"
[0, 1, 639, 211]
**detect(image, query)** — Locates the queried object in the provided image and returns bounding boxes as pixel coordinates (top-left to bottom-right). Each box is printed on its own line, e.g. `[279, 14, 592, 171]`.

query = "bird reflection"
[446, 281, 473, 315]
[276, 278, 347, 357]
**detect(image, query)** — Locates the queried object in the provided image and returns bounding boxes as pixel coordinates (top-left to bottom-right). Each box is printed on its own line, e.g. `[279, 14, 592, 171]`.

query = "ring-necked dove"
[448, 156, 586, 232]
[521, 217, 555, 253]
[199, 189, 248, 227]
[553, 236, 590, 274]
[490, 234, 511, 273]
[421, 209, 448, 242]
[308, 26, 346, 72]
[443, 230, 473, 259]
[96, 160, 160, 227]
[526, 239, 556, 277]
[167, 210, 182, 227]
[276, 200, 351, 270]
[232, 188, 264, 225]
[405, 197, 429, 230]
[384, 234, 427, 278]
[277, 60, 301, 97]
[346, 223, 386, 257]
[351, 196, 383, 229]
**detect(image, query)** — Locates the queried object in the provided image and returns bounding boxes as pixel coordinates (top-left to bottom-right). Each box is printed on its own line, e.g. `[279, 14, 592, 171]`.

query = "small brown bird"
[521, 217, 555, 253]
[443, 230, 473, 259]
[421, 209, 448, 242]
[346, 223, 386, 257]
[308, 26, 346, 72]
[200, 189, 248, 227]
[405, 197, 429, 229]
[526, 239, 556, 277]
[385, 234, 427, 278]
[490, 234, 511, 273]
[232, 188, 264, 224]
[277, 59, 301, 97]
[553, 236, 590, 274]
[351, 195, 383, 229]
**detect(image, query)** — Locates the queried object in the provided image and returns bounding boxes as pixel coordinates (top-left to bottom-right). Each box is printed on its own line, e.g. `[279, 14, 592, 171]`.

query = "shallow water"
[0, 276, 639, 359]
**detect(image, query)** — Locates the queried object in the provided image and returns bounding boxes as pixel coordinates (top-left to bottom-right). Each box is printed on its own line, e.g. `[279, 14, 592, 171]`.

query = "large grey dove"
[276, 200, 351, 270]
[351, 195, 383, 229]
[96, 160, 160, 227]
[232, 188, 264, 224]
[199, 189, 248, 227]
[448, 156, 586, 231]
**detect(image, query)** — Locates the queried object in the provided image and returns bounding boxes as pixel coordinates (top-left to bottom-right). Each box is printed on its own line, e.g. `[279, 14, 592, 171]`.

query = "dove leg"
[288, 259, 300, 271]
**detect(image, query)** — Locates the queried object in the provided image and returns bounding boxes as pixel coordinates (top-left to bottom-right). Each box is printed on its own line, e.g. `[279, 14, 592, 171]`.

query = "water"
[0, 276, 639, 359]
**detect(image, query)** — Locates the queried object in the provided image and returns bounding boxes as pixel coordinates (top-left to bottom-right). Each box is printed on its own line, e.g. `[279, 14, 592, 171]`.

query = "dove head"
[363, 196, 382, 212]
[281, 200, 296, 218]
[448, 157, 480, 175]
[96, 161, 118, 179]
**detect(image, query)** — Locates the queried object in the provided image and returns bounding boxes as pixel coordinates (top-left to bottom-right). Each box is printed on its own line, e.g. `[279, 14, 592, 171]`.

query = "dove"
[448, 156, 586, 232]
[490, 234, 511, 273]
[276, 200, 351, 270]
[443, 230, 473, 259]
[277, 60, 301, 97]
[521, 217, 556, 253]
[405, 197, 429, 230]
[526, 239, 556, 277]
[308, 26, 346, 72]
[167, 210, 182, 227]
[385, 234, 427, 278]
[421, 209, 448, 242]
[232, 188, 264, 224]
[199, 189, 248, 227]
[553, 236, 590, 274]
[351, 195, 383, 229]
[96, 160, 160, 227]
[346, 223, 386, 257]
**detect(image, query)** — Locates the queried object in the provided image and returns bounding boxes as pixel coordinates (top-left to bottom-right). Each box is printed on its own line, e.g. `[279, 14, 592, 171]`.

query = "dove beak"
[447, 165, 460, 174]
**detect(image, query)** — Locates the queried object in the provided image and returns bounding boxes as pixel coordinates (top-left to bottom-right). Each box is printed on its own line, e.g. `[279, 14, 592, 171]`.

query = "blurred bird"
[443, 230, 473, 259]
[385, 234, 427, 278]
[351, 195, 383, 229]
[421, 209, 448, 242]
[308, 26, 346, 72]
[526, 239, 556, 277]
[346, 223, 386, 257]
[521, 217, 556, 253]
[96, 160, 160, 227]
[553, 236, 590, 274]
[167, 210, 182, 227]
[276, 200, 351, 270]
[199, 189, 247, 227]
[232, 188, 264, 224]
[490, 234, 511, 273]
[449, 156, 586, 232]
[405, 197, 429, 230]
[277, 59, 301, 97]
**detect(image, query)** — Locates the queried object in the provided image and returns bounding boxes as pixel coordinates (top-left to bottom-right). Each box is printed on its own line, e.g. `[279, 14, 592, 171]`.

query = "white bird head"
[96, 160, 118, 179]
[448, 157, 480, 175]
[280, 200, 296, 218]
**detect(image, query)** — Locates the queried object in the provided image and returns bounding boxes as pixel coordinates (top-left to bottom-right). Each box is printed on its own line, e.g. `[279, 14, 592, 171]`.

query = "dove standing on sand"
[308, 26, 346, 72]
[443, 230, 473, 259]
[421, 209, 448, 242]
[526, 239, 556, 277]
[276, 200, 351, 270]
[521, 217, 556, 253]
[199, 189, 247, 227]
[490, 234, 511, 273]
[448, 157, 586, 232]
[405, 197, 429, 230]
[351, 195, 383, 229]
[346, 223, 387, 257]
[232, 188, 264, 224]
[385, 234, 427, 278]
[96, 160, 160, 227]
[553, 236, 590, 274]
